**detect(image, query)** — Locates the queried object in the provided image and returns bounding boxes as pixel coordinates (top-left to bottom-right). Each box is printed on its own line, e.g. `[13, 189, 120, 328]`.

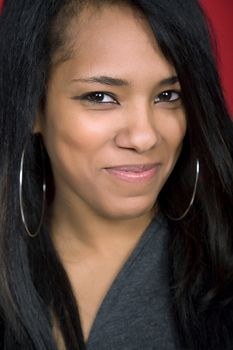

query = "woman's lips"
[104, 164, 160, 183]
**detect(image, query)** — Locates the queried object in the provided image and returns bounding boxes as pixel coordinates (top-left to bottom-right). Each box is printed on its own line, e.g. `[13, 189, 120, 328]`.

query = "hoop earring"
[19, 138, 46, 238]
[166, 159, 200, 221]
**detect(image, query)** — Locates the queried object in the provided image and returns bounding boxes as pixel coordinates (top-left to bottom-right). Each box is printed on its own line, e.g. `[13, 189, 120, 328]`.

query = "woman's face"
[38, 4, 186, 220]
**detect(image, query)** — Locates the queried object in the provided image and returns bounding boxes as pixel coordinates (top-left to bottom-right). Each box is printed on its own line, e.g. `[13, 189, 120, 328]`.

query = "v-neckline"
[86, 214, 162, 345]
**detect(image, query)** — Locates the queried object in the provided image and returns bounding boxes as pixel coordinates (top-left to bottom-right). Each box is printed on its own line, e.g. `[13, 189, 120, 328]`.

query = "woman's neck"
[49, 193, 155, 263]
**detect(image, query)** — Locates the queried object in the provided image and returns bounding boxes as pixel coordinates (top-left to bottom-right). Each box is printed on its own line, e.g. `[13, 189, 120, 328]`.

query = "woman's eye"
[79, 92, 118, 104]
[155, 90, 181, 103]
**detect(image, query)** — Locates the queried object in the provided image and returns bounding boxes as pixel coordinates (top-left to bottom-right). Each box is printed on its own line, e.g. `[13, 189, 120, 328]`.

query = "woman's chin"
[98, 200, 157, 222]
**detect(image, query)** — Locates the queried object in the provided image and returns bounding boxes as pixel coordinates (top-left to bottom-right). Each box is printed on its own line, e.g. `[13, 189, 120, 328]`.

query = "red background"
[0, 0, 3, 15]
[200, 0, 233, 115]
[0, 0, 232, 114]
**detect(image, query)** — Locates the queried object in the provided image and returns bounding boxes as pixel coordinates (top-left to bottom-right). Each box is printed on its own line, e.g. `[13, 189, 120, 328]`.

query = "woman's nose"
[114, 104, 161, 153]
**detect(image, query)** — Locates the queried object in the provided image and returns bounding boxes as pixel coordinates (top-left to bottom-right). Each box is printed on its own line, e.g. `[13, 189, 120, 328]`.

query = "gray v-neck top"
[86, 214, 181, 349]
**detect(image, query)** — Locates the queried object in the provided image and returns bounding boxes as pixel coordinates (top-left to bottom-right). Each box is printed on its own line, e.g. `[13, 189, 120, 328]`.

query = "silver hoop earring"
[19, 139, 46, 238]
[166, 159, 200, 221]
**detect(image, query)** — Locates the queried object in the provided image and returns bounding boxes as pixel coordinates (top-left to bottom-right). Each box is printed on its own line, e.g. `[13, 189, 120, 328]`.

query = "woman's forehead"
[50, 2, 152, 65]
[49, 3, 176, 86]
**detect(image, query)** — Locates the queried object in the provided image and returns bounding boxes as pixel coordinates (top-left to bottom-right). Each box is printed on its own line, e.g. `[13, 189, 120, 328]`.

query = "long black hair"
[0, 0, 233, 349]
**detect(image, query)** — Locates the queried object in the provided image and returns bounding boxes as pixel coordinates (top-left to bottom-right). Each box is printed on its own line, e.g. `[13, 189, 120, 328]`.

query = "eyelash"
[77, 92, 119, 104]
[74, 90, 181, 105]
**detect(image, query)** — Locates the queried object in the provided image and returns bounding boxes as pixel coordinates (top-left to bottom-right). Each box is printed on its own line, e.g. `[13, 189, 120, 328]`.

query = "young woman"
[0, 0, 233, 349]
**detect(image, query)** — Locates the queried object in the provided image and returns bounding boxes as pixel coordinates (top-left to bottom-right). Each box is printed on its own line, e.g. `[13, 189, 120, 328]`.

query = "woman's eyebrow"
[71, 75, 179, 87]
[158, 76, 179, 87]
[71, 76, 130, 87]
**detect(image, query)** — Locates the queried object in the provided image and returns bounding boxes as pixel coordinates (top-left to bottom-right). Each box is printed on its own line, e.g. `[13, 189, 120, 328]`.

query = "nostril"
[115, 126, 158, 150]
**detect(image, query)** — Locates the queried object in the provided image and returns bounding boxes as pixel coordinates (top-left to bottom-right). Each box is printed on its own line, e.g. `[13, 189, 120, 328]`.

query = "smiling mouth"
[104, 163, 161, 183]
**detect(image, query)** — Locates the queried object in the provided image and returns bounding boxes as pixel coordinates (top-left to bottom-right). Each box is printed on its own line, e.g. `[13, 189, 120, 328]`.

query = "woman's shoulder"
[0, 314, 4, 347]
[0, 318, 20, 350]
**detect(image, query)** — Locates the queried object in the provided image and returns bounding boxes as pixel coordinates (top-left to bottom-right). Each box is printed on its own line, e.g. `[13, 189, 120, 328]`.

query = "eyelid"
[72, 91, 119, 104]
[71, 89, 182, 106]
[154, 89, 182, 103]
